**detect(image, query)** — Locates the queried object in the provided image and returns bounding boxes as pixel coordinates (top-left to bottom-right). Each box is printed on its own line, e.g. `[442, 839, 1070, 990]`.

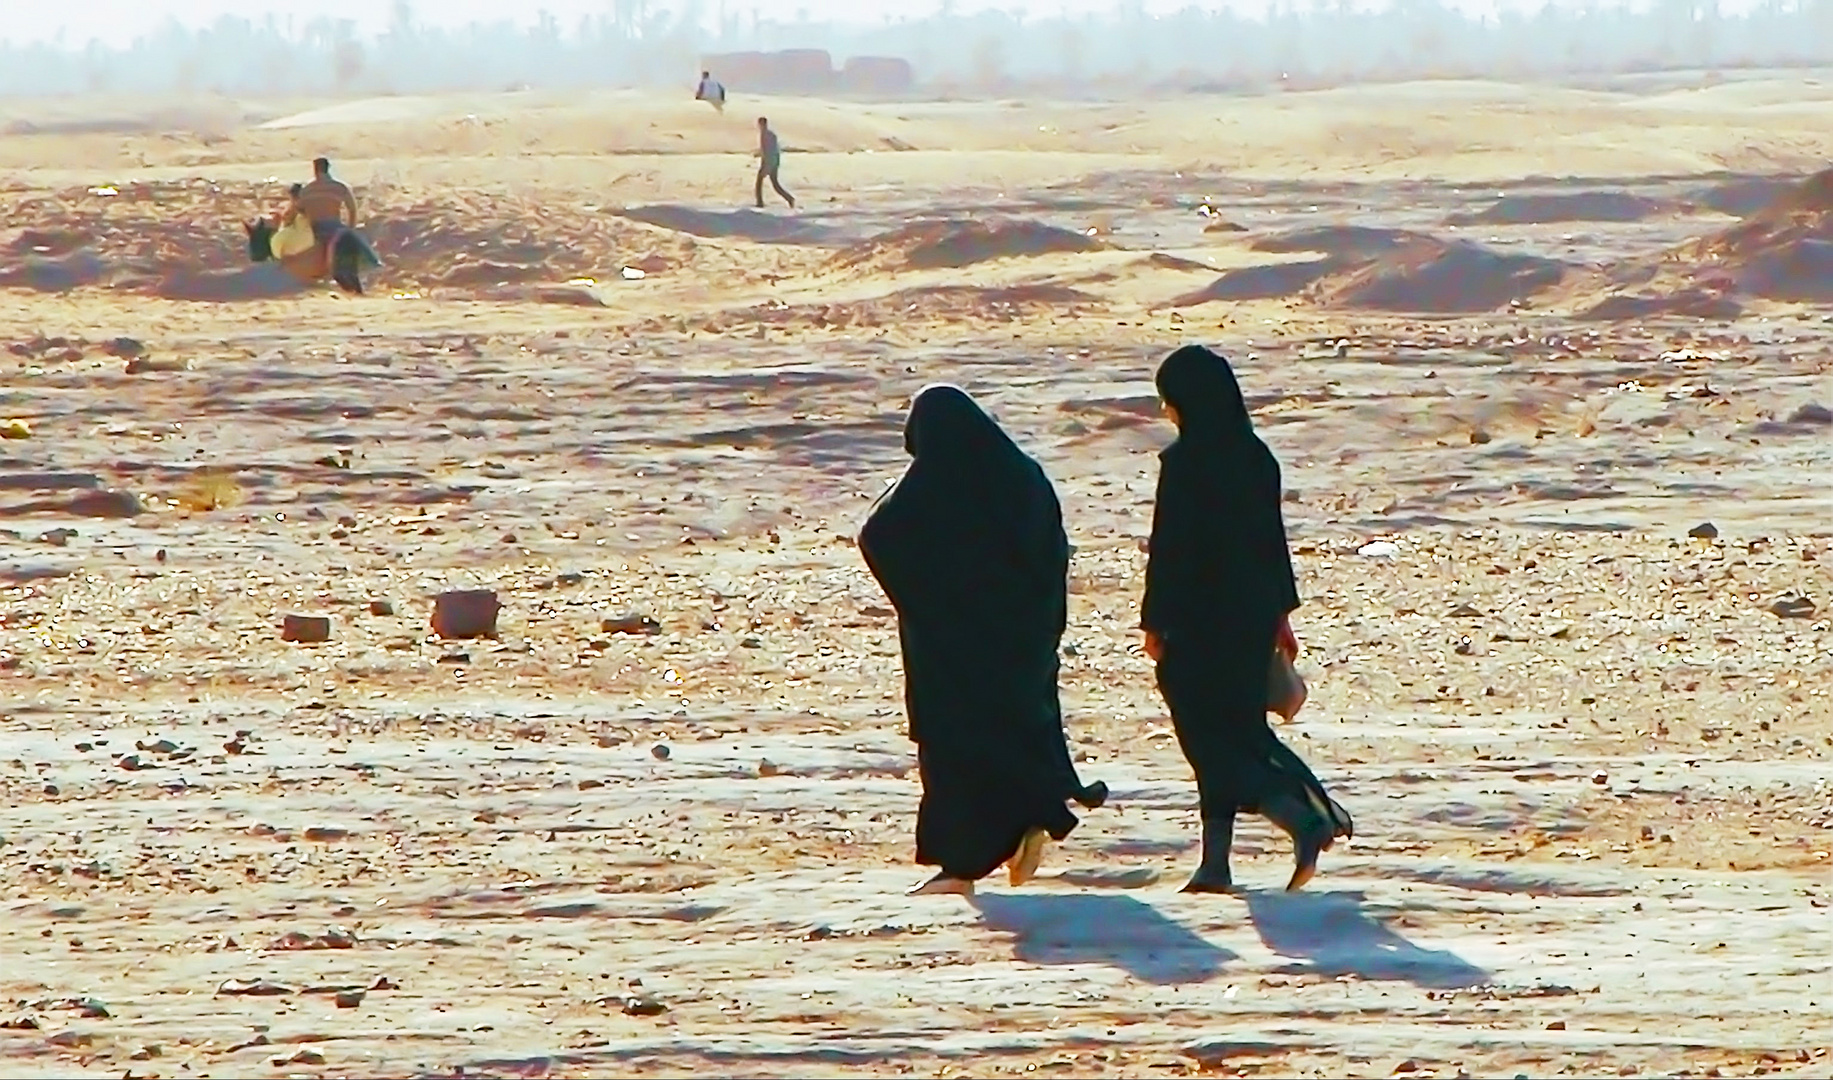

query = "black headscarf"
[1155, 343, 1253, 444]
[1142, 345, 1299, 640]
[861, 384, 1068, 673]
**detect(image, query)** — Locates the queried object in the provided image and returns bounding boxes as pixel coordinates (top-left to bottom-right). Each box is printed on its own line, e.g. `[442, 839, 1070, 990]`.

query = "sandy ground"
[2, 79, 1831, 1079]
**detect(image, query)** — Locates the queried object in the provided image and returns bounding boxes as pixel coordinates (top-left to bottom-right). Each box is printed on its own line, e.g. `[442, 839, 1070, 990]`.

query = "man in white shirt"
[695, 71, 726, 113]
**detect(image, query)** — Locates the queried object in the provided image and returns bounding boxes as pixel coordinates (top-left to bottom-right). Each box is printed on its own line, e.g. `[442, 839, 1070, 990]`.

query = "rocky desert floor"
[1, 76, 1831, 1079]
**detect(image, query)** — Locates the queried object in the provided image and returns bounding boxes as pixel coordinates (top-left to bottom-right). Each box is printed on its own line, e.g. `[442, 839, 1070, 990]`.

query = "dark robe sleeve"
[1141, 450, 1207, 637]
[859, 484, 955, 630]
[1253, 447, 1301, 615]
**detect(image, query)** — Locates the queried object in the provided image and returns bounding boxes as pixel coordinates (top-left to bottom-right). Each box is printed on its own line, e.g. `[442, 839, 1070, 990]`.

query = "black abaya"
[1142, 345, 1351, 834]
[860, 385, 1099, 882]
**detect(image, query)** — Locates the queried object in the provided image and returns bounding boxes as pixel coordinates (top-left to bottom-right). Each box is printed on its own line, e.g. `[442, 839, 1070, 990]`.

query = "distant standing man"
[695, 70, 726, 113]
[755, 117, 795, 210]
[296, 156, 359, 253]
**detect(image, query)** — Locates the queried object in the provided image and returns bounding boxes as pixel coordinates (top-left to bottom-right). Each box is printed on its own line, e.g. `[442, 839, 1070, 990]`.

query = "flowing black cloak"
[1141, 345, 1350, 830]
[859, 385, 1096, 881]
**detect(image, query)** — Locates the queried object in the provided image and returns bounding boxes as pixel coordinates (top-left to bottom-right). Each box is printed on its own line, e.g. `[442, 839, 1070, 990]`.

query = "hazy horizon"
[6, 0, 1788, 48]
[2, 0, 1827, 101]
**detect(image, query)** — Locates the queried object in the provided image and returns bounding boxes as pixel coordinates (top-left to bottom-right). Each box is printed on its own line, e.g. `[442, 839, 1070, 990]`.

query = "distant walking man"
[695, 70, 726, 113]
[755, 116, 795, 210]
[296, 156, 359, 254]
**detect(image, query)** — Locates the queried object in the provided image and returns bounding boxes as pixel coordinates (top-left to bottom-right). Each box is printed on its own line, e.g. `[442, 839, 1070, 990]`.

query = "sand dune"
[1, 75, 1829, 1080]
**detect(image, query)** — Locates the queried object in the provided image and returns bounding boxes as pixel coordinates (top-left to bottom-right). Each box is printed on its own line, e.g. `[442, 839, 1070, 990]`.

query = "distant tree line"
[1, 0, 1830, 99]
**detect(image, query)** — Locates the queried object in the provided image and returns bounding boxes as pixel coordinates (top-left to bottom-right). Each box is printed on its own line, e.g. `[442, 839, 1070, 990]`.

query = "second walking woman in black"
[1141, 345, 1353, 893]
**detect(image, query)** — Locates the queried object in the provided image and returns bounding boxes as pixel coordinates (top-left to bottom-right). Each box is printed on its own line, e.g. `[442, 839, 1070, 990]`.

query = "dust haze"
[3, 0, 1832, 100]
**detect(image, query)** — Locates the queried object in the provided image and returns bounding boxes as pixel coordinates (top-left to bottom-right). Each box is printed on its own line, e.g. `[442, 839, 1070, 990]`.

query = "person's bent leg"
[770, 170, 796, 208]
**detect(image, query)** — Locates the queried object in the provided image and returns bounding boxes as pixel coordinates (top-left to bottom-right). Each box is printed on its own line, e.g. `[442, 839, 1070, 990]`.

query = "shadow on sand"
[1244, 888, 1490, 989]
[970, 892, 1233, 985]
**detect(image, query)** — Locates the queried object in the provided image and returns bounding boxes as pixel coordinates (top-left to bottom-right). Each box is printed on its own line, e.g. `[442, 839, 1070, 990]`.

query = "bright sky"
[9, 1, 1174, 47]
[7, 0, 1568, 49]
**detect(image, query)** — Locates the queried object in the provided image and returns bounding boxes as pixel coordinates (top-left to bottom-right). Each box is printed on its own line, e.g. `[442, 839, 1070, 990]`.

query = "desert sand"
[1, 77, 1831, 1079]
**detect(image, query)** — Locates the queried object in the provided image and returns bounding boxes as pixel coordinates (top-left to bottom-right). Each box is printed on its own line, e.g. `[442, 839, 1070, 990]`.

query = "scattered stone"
[1769, 596, 1818, 619]
[1055, 866, 1160, 889]
[124, 356, 189, 375]
[66, 489, 143, 518]
[218, 978, 298, 996]
[1184, 1039, 1286, 1064]
[100, 336, 145, 358]
[273, 1048, 326, 1066]
[303, 826, 351, 842]
[368, 599, 395, 616]
[1448, 602, 1483, 617]
[1787, 402, 1832, 426]
[0, 1015, 40, 1030]
[45, 1029, 91, 1048]
[1592, 771, 1609, 785]
[620, 992, 667, 1016]
[37, 527, 76, 546]
[758, 759, 780, 777]
[651, 743, 671, 760]
[271, 927, 358, 950]
[602, 613, 662, 635]
[334, 989, 365, 1009]
[281, 614, 332, 643]
[432, 589, 500, 639]
[1545, 1019, 1567, 1030]
[1688, 522, 1719, 539]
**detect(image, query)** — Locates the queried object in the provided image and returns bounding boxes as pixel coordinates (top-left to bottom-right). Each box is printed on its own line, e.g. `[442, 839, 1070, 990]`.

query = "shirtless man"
[296, 157, 358, 252]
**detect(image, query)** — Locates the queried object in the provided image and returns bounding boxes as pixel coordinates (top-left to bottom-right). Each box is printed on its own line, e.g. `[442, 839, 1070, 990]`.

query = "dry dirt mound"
[832, 218, 1106, 272]
[1691, 174, 1811, 218]
[1249, 225, 1424, 259]
[1662, 166, 1833, 303]
[1309, 237, 1570, 313]
[1171, 259, 1340, 305]
[1578, 289, 1745, 322]
[1447, 190, 1668, 226]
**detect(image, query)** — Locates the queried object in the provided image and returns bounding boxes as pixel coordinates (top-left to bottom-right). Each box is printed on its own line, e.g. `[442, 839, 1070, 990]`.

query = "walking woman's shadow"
[969, 892, 1234, 985]
[1243, 888, 1490, 989]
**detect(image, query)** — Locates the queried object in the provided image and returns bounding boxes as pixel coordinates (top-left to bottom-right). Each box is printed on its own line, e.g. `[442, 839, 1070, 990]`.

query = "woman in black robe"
[860, 385, 1107, 896]
[1140, 345, 1353, 893]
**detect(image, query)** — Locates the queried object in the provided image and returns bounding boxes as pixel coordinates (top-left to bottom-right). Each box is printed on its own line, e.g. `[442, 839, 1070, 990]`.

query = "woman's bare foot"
[1180, 871, 1237, 894]
[909, 873, 974, 896]
[1007, 828, 1048, 886]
